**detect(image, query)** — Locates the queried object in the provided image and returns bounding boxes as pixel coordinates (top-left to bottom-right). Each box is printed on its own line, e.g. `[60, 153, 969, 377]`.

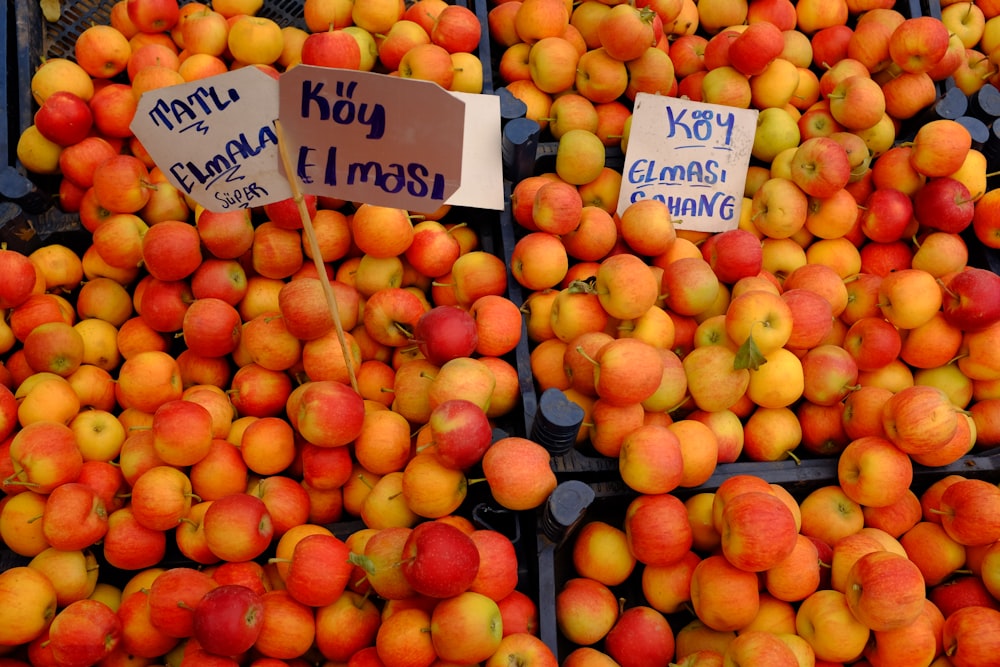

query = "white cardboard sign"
[132, 67, 504, 212]
[279, 66, 463, 212]
[131, 67, 292, 212]
[617, 94, 758, 232]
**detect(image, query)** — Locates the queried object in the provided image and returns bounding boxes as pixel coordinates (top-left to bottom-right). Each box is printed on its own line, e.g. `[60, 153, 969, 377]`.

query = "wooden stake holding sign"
[131, 66, 483, 397]
[273, 118, 358, 393]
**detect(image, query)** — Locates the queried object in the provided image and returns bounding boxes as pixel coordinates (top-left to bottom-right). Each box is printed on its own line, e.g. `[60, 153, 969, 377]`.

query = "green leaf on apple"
[734, 334, 767, 371]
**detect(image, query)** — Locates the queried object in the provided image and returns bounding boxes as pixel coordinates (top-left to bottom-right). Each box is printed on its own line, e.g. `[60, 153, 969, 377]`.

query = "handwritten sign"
[617, 94, 758, 232]
[278, 66, 464, 212]
[130, 67, 292, 212]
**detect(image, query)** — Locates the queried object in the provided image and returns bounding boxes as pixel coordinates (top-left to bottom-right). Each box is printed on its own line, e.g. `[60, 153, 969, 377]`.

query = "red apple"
[942, 605, 1000, 667]
[941, 267, 1000, 332]
[604, 606, 675, 667]
[413, 305, 478, 366]
[845, 550, 926, 631]
[400, 520, 480, 599]
[913, 177, 976, 233]
[46, 598, 122, 667]
[426, 398, 492, 470]
[192, 585, 264, 657]
[34, 91, 93, 146]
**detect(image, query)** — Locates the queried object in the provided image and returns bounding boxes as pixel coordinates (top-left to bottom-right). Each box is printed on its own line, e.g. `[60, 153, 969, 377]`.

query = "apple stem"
[380, 386, 395, 394]
[185, 493, 202, 503]
[26, 513, 43, 524]
[947, 352, 969, 365]
[419, 371, 437, 381]
[466, 477, 487, 485]
[357, 473, 376, 491]
[445, 222, 468, 236]
[178, 517, 199, 528]
[394, 322, 415, 339]
[985, 170, 1000, 178]
[927, 507, 950, 515]
[2, 476, 38, 489]
[267, 557, 292, 565]
[784, 449, 801, 465]
[574, 345, 600, 368]
[430, 280, 454, 288]
[936, 277, 958, 300]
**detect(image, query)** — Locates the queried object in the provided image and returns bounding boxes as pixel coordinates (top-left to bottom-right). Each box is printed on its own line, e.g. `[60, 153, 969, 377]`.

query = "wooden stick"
[273, 119, 359, 394]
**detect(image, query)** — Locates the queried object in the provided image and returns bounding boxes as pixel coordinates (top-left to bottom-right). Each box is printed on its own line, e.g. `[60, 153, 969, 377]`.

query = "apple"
[597, 3, 657, 62]
[720, 490, 798, 572]
[942, 267, 1000, 332]
[701, 228, 763, 285]
[624, 492, 693, 567]
[147, 567, 219, 640]
[910, 119, 973, 178]
[7, 419, 84, 494]
[842, 316, 902, 373]
[725, 288, 794, 362]
[46, 598, 122, 667]
[878, 268, 942, 330]
[800, 343, 860, 407]
[888, 16, 951, 73]
[617, 423, 683, 496]
[0, 566, 59, 646]
[682, 344, 751, 412]
[883, 383, 958, 457]
[936, 478, 1000, 546]
[728, 21, 784, 76]
[424, 398, 492, 470]
[844, 550, 926, 632]
[484, 632, 558, 667]
[837, 435, 913, 509]
[430, 591, 504, 664]
[555, 577, 620, 646]
[481, 436, 556, 511]
[764, 533, 821, 604]
[34, 91, 93, 147]
[39, 481, 108, 552]
[724, 630, 798, 667]
[789, 136, 852, 198]
[662, 256, 722, 318]
[400, 520, 480, 598]
[604, 606, 675, 667]
[202, 493, 274, 563]
[690, 554, 760, 632]
[191, 585, 264, 657]
[899, 521, 967, 587]
[914, 177, 976, 233]
[942, 605, 1000, 667]
[795, 589, 870, 663]
[798, 484, 865, 548]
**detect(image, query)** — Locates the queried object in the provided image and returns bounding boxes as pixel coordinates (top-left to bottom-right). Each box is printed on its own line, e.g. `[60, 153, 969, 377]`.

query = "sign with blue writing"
[618, 94, 758, 232]
[278, 66, 464, 212]
[130, 67, 292, 212]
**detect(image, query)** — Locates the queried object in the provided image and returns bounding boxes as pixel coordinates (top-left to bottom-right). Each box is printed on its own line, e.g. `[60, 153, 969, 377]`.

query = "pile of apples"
[552, 468, 1000, 667]
[488, 0, 1000, 665]
[1, 0, 572, 665]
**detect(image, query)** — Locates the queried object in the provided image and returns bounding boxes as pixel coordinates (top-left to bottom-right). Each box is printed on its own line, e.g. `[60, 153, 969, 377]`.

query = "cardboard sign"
[279, 66, 464, 212]
[130, 67, 292, 212]
[445, 91, 504, 211]
[618, 94, 758, 232]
